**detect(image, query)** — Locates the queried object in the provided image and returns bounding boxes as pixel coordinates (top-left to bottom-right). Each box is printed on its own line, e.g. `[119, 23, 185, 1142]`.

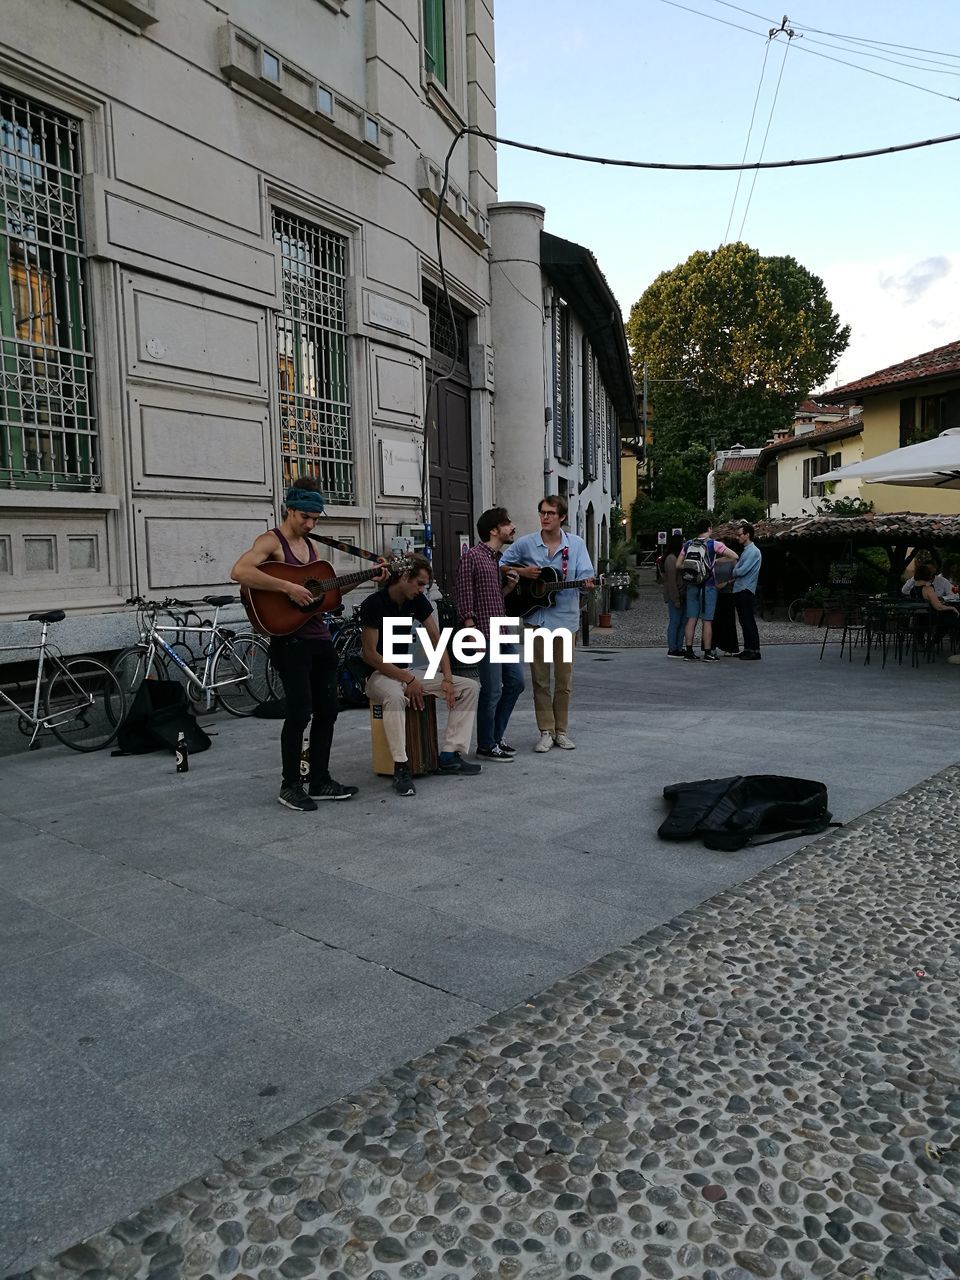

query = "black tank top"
[273, 527, 330, 640]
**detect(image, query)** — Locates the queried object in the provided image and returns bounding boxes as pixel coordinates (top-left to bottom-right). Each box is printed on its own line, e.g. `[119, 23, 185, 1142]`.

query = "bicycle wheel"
[112, 645, 167, 702]
[45, 658, 126, 752]
[787, 597, 806, 624]
[212, 634, 273, 716]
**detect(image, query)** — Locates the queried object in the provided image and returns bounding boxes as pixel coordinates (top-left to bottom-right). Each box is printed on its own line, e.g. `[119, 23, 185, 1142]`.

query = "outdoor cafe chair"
[818, 596, 868, 662]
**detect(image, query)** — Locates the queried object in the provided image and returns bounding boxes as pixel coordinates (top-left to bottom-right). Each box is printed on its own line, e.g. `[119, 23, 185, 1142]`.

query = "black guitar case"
[658, 775, 835, 851]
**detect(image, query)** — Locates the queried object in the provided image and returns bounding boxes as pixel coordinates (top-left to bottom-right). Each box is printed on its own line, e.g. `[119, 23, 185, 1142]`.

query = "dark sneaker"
[309, 778, 358, 800]
[667, 649, 685, 658]
[702, 650, 720, 662]
[497, 741, 517, 755]
[738, 651, 762, 661]
[477, 745, 514, 762]
[682, 649, 700, 662]
[278, 783, 317, 812]
[438, 752, 482, 776]
[393, 766, 416, 797]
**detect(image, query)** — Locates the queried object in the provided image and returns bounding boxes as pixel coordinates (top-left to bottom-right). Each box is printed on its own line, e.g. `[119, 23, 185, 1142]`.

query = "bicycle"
[326, 606, 368, 708]
[112, 596, 278, 716]
[0, 610, 125, 751]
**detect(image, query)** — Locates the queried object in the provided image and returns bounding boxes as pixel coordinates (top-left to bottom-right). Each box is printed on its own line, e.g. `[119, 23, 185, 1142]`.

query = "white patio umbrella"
[813, 428, 960, 490]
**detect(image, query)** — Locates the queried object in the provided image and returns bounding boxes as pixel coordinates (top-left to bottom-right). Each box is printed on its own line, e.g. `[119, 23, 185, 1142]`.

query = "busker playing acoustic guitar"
[500, 494, 595, 753]
[230, 477, 387, 812]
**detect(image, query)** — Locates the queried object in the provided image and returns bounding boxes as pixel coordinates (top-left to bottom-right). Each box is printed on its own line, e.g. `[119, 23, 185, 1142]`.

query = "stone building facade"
[0, 0, 497, 647]
[488, 202, 636, 566]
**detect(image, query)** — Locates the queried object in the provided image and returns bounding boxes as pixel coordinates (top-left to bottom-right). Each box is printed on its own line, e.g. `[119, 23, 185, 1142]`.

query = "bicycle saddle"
[203, 595, 235, 607]
[28, 610, 66, 623]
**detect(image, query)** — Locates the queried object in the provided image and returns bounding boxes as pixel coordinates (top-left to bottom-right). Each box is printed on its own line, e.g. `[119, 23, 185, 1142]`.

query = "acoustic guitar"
[504, 566, 598, 620]
[241, 556, 408, 637]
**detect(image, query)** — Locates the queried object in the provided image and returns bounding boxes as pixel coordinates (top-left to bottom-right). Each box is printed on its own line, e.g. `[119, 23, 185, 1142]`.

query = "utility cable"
[737, 31, 793, 239]
[723, 35, 772, 243]
[704, 0, 960, 65]
[656, 0, 960, 103]
[461, 124, 960, 172]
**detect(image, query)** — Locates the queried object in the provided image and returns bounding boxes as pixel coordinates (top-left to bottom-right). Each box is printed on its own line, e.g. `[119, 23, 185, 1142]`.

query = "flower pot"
[598, 612, 613, 628]
[802, 606, 823, 626]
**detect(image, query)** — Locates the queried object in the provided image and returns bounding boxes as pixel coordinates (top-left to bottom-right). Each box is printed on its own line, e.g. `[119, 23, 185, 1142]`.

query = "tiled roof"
[715, 512, 960, 544]
[820, 338, 960, 401]
[755, 418, 863, 470]
[716, 454, 758, 473]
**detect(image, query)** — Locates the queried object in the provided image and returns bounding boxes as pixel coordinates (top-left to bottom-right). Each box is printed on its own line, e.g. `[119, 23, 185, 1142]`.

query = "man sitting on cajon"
[360, 557, 482, 797]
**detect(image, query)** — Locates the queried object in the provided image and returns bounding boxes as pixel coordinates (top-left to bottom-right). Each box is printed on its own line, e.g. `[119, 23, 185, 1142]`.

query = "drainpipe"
[706, 468, 717, 511]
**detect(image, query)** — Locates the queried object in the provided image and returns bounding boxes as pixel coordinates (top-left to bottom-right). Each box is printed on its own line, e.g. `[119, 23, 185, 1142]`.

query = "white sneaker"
[553, 732, 576, 750]
[534, 731, 554, 752]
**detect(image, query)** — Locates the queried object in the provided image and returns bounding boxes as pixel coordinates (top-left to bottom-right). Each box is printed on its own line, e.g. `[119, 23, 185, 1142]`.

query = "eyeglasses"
[539, 510, 559, 518]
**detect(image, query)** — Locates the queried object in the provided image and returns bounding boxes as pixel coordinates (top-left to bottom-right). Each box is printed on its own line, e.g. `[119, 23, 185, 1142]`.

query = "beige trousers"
[365, 670, 479, 763]
[527, 628, 575, 734]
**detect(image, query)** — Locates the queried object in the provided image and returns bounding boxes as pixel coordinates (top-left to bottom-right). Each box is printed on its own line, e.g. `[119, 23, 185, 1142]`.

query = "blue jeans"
[667, 601, 685, 652]
[476, 651, 524, 750]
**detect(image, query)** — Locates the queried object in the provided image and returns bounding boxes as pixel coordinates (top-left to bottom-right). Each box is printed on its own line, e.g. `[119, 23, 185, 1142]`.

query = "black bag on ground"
[113, 680, 212, 756]
[658, 775, 834, 851]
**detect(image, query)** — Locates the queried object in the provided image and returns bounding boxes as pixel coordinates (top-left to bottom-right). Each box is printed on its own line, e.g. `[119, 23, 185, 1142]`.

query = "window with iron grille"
[273, 210, 354, 502]
[0, 89, 98, 491]
[423, 279, 468, 367]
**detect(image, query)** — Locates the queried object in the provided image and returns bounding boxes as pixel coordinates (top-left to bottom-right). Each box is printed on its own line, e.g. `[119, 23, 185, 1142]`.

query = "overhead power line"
[707, 0, 960, 63]
[656, 0, 960, 103]
[738, 31, 793, 239]
[462, 124, 960, 172]
[723, 33, 773, 242]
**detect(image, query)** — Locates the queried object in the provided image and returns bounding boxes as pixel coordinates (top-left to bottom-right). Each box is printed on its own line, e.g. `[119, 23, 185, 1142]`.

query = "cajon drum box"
[369, 698, 439, 777]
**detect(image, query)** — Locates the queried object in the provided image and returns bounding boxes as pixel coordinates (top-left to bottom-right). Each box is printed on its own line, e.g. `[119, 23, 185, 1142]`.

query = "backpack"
[658, 775, 837, 851]
[113, 680, 212, 756]
[680, 538, 714, 586]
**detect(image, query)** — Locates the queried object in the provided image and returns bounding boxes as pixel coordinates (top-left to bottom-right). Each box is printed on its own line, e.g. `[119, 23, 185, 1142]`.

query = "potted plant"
[801, 587, 826, 626]
[607, 542, 639, 610]
[597, 567, 613, 627]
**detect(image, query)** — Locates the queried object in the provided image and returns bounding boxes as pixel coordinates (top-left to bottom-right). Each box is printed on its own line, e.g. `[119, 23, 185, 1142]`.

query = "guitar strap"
[307, 533, 382, 565]
[561, 544, 569, 581]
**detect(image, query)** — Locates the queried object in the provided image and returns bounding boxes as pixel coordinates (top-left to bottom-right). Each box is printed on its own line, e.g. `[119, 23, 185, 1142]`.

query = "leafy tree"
[722, 493, 766, 524]
[629, 494, 700, 541]
[628, 243, 850, 484]
[713, 471, 765, 522]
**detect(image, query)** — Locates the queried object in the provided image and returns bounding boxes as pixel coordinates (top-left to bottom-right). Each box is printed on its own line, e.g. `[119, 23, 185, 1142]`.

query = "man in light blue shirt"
[501, 494, 595, 752]
[732, 521, 763, 661]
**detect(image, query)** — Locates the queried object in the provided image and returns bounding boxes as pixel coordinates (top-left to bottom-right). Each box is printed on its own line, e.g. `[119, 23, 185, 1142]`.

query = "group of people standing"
[661, 519, 763, 662]
[232, 484, 595, 809]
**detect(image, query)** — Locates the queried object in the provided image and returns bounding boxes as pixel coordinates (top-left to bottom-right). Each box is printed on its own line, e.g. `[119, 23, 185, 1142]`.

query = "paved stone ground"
[3, 643, 960, 1278]
[13, 767, 960, 1280]
[589, 574, 820, 651]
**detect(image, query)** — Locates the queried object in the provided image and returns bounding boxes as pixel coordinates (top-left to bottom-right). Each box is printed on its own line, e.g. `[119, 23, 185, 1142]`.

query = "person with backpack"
[676, 519, 738, 662]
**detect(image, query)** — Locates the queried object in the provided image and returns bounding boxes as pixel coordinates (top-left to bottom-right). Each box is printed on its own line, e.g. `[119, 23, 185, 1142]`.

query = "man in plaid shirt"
[455, 507, 524, 762]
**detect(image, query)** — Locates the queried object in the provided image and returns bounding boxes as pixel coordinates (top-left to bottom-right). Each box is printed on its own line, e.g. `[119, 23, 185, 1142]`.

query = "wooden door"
[428, 372, 473, 593]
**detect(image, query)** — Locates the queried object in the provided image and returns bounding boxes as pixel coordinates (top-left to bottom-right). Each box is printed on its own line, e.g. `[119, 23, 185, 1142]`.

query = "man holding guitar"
[231, 477, 386, 812]
[500, 494, 595, 753]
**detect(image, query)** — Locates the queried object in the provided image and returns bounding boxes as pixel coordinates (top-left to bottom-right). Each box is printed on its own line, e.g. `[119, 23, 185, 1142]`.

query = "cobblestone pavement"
[589, 578, 820, 651]
[18, 767, 960, 1280]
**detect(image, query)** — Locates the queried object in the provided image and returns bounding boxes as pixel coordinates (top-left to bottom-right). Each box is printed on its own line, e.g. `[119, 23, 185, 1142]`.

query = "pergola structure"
[713, 513, 960, 598]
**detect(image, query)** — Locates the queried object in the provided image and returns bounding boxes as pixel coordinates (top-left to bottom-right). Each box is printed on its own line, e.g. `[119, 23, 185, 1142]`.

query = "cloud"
[817, 253, 960, 391]
[878, 255, 952, 305]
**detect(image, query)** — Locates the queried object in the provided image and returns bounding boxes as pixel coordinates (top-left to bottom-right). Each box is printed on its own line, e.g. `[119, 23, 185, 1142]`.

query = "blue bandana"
[285, 486, 325, 514]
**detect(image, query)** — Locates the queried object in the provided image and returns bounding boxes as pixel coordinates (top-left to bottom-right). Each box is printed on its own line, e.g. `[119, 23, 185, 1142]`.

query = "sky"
[493, 0, 960, 391]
